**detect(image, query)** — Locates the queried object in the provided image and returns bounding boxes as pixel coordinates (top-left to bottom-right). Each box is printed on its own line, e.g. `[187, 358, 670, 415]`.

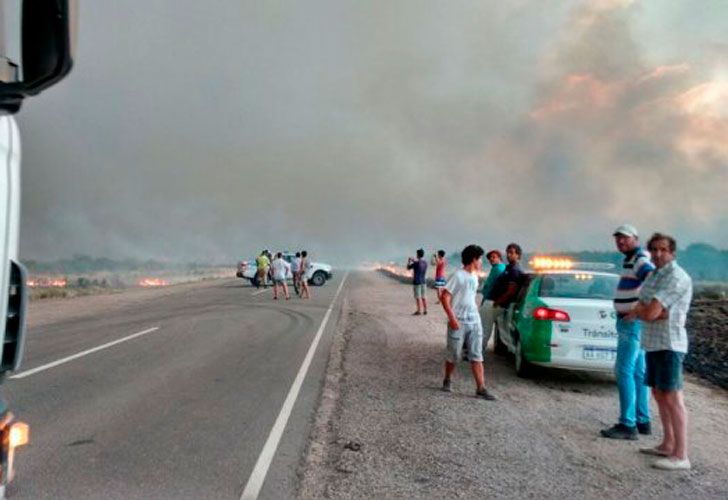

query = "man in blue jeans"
[407, 248, 428, 315]
[601, 224, 655, 440]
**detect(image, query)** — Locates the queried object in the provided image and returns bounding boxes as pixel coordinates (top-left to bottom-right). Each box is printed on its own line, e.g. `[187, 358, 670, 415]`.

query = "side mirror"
[21, 0, 76, 95]
[0, 0, 77, 113]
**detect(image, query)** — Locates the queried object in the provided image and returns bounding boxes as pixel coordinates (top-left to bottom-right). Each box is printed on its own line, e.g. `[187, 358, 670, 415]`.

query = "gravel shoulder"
[299, 271, 728, 499]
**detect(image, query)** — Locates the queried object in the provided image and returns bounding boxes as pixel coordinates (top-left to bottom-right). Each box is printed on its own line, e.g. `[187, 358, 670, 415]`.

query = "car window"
[512, 274, 534, 315]
[538, 273, 618, 300]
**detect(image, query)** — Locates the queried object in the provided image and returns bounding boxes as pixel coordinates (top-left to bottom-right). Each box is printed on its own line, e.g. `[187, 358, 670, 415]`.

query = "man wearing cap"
[601, 224, 655, 440]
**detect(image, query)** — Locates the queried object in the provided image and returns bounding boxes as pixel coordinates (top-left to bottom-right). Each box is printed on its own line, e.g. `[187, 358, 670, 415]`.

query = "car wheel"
[515, 336, 532, 378]
[311, 271, 326, 286]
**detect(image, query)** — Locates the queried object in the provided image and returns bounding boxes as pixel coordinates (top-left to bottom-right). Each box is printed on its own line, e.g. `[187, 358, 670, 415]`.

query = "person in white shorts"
[270, 252, 291, 300]
[440, 244, 496, 400]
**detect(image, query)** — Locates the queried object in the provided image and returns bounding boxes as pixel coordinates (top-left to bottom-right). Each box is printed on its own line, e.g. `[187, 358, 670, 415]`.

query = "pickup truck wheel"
[311, 271, 326, 286]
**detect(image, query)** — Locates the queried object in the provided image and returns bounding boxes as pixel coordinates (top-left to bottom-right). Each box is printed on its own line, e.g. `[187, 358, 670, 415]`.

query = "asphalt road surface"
[4, 274, 347, 499]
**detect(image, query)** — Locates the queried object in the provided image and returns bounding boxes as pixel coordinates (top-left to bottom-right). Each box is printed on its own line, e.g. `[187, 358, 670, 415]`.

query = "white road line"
[10, 327, 161, 380]
[251, 288, 268, 296]
[240, 272, 349, 500]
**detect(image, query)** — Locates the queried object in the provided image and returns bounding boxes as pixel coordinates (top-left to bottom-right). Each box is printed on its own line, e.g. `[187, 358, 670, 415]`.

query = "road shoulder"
[299, 271, 728, 499]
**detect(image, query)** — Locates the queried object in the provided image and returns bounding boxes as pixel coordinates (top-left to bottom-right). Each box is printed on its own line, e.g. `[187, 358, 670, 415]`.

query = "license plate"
[583, 347, 617, 361]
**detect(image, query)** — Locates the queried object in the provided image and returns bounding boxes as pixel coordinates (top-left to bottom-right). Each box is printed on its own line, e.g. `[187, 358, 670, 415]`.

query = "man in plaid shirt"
[625, 233, 692, 471]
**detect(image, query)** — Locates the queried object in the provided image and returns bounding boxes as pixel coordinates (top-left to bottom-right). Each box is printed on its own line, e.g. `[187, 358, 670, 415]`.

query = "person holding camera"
[407, 248, 428, 315]
[432, 250, 448, 304]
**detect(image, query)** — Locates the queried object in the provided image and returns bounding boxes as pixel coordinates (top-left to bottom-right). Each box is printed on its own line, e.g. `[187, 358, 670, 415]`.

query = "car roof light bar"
[528, 256, 616, 272]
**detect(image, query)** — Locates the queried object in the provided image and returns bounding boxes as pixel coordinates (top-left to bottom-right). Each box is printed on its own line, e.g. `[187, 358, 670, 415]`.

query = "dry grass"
[28, 267, 233, 302]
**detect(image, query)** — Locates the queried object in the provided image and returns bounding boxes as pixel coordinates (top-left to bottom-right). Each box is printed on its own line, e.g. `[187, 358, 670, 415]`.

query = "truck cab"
[0, 1, 76, 494]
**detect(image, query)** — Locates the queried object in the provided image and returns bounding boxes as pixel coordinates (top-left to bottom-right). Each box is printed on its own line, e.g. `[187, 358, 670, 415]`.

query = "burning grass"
[27, 267, 233, 301]
[138, 278, 169, 287]
[376, 262, 487, 285]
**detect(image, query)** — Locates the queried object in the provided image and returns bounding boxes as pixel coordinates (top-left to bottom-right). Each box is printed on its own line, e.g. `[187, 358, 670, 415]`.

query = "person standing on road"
[270, 252, 291, 300]
[601, 224, 655, 440]
[291, 251, 302, 296]
[265, 250, 274, 284]
[626, 233, 693, 470]
[407, 249, 428, 315]
[440, 244, 496, 400]
[255, 250, 271, 289]
[433, 250, 448, 304]
[490, 243, 525, 348]
[479, 249, 507, 356]
[299, 250, 311, 299]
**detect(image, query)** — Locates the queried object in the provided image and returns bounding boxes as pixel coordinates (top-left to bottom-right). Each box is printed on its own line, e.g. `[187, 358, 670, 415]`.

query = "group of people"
[407, 243, 525, 357]
[254, 250, 312, 300]
[406, 225, 693, 471]
[407, 243, 525, 401]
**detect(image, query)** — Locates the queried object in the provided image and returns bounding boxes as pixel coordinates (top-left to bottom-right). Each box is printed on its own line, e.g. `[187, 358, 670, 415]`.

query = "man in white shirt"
[440, 244, 496, 400]
[270, 252, 291, 300]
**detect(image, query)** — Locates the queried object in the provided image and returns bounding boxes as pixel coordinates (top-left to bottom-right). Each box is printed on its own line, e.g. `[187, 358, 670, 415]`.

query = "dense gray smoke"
[17, 0, 728, 264]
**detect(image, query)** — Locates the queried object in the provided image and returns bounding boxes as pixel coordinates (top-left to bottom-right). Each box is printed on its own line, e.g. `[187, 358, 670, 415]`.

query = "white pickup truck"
[237, 253, 333, 287]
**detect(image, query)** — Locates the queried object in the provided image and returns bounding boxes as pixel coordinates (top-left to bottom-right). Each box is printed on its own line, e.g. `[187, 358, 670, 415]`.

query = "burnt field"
[685, 299, 728, 389]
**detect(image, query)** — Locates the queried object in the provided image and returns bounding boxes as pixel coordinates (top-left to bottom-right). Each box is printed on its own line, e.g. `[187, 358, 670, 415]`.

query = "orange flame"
[27, 277, 67, 288]
[138, 278, 169, 287]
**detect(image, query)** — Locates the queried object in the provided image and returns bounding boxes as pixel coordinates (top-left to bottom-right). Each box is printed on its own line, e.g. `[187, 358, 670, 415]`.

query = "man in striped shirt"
[601, 224, 655, 440]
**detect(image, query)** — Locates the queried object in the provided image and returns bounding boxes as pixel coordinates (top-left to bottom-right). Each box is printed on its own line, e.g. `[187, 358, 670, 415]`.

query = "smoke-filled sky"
[17, 0, 728, 264]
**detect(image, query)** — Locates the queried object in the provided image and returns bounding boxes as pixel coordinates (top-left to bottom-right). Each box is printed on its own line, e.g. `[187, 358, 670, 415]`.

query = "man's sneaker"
[441, 378, 452, 392]
[412, 311, 421, 316]
[637, 422, 652, 435]
[476, 388, 496, 401]
[653, 457, 691, 471]
[600, 423, 638, 440]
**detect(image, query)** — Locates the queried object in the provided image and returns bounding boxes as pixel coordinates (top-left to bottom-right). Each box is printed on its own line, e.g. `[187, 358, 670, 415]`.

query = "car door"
[509, 274, 536, 349]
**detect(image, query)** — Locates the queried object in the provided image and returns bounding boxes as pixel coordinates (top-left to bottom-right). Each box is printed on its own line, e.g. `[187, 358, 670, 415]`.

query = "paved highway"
[4, 274, 348, 499]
